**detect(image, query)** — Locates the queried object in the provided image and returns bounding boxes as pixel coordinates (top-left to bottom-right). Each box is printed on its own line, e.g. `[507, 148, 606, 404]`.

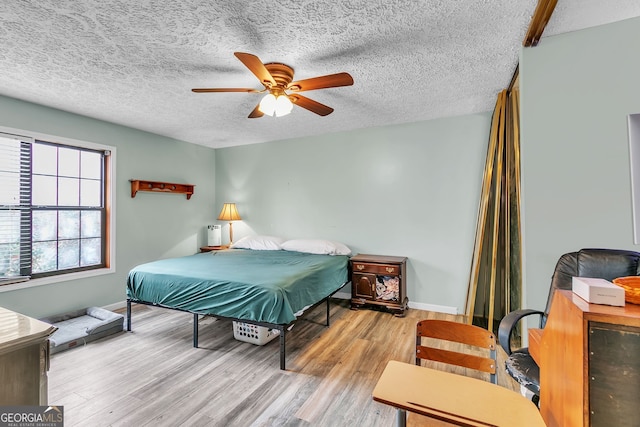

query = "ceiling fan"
[192, 52, 354, 118]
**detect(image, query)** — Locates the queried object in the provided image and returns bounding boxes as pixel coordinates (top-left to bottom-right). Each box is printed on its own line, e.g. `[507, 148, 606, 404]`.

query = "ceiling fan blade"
[289, 94, 334, 116]
[248, 103, 264, 118]
[192, 88, 261, 93]
[234, 52, 277, 88]
[287, 72, 354, 92]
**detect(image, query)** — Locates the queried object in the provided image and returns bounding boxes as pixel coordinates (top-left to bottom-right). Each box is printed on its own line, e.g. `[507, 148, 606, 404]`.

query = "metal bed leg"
[126, 299, 131, 331]
[396, 409, 407, 427]
[279, 326, 286, 370]
[193, 313, 199, 348]
[326, 297, 330, 326]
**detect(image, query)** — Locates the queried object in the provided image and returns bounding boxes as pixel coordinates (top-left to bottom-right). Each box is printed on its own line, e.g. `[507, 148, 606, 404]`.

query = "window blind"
[0, 136, 31, 282]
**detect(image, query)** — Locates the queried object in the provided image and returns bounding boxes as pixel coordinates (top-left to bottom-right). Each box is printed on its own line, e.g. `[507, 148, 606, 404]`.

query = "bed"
[126, 248, 349, 369]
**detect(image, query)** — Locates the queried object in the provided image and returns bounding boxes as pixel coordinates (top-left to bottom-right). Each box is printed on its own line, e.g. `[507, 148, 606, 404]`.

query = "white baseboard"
[102, 300, 127, 311]
[408, 301, 458, 315]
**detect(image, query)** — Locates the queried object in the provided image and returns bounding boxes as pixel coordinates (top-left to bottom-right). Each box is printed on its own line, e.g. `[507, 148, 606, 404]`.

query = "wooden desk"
[372, 360, 545, 427]
[537, 290, 640, 427]
[528, 328, 543, 365]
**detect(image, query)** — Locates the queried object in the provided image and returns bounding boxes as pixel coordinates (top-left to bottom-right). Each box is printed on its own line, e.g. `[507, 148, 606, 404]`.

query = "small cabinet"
[350, 254, 408, 317]
[0, 307, 57, 405]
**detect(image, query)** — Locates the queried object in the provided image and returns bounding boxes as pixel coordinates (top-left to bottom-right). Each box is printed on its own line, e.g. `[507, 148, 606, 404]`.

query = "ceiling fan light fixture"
[193, 52, 353, 118]
[259, 93, 292, 117]
[275, 95, 293, 117]
[258, 93, 277, 116]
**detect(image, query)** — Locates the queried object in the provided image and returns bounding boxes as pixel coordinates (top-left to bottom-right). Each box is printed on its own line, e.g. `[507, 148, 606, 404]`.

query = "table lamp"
[217, 203, 241, 245]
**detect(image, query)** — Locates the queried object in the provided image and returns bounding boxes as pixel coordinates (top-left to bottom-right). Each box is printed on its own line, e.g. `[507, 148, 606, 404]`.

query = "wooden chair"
[415, 319, 497, 383]
[410, 319, 497, 426]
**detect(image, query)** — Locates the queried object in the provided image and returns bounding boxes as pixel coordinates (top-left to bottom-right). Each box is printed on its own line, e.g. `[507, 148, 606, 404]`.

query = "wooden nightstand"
[200, 245, 229, 252]
[350, 254, 408, 317]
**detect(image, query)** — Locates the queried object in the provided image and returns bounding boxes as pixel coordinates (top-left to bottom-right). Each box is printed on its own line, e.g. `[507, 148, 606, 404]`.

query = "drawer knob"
[356, 264, 365, 270]
[385, 267, 395, 273]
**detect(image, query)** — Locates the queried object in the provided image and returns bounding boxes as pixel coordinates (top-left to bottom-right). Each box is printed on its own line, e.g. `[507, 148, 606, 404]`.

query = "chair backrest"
[543, 248, 640, 326]
[415, 319, 497, 384]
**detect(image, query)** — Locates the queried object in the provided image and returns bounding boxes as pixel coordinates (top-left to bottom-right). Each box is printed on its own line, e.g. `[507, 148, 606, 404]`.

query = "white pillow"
[281, 239, 352, 256]
[230, 235, 284, 250]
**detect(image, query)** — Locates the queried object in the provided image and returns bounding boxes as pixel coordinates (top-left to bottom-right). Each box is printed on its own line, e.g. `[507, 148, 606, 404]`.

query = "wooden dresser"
[533, 290, 640, 427]
[350, 254, 408, 317]
[0, 306, 57, 405]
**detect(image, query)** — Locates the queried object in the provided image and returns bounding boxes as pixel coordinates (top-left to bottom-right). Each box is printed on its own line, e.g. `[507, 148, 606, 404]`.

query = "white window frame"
[0, 125, 116, 293]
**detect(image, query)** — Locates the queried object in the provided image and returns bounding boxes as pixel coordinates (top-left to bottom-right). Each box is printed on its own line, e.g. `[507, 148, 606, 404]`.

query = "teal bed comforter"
[126, 249, 349, 325]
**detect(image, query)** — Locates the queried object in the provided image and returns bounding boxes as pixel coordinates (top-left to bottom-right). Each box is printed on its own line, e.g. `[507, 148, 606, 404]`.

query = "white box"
[572, 277, 625, 306]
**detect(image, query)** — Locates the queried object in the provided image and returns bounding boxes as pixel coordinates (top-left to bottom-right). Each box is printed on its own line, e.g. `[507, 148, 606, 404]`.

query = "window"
[0, 132, 111, 286]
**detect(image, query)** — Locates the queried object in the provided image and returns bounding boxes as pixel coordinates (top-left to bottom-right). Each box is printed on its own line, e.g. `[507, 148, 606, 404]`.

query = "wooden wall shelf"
[130, 180, 195, 200]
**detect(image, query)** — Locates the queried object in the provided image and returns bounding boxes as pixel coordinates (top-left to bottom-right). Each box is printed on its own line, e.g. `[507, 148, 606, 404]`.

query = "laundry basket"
[232, 321, 280, 345]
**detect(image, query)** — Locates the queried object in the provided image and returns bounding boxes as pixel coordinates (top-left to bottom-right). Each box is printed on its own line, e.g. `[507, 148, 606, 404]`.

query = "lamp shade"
[258, 93, 277, 116]
[259, 93, 293, 117]
[217, 203, 241, 221]
[274, 95, 293, 117]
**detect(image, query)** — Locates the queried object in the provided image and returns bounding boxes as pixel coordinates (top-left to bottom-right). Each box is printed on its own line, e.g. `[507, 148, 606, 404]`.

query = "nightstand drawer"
[352, 262, 400, 276]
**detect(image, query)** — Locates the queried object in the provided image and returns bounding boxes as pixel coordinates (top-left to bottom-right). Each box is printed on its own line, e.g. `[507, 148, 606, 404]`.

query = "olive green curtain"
[465, 74, 521, 334]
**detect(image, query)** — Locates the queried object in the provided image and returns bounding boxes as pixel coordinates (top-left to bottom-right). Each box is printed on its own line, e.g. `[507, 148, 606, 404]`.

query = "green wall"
[0, 91, 493, 315]
[520, 16, 640, 311]
[0, 95, 216, 318]
[216, 114, 492, 312]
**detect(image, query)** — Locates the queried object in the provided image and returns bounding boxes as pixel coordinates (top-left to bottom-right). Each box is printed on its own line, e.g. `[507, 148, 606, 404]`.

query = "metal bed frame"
[126, 290, 338, 370]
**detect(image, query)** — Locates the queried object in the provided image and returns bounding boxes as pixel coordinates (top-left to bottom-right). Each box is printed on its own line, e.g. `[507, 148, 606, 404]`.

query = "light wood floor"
[48, 299, 519, 427]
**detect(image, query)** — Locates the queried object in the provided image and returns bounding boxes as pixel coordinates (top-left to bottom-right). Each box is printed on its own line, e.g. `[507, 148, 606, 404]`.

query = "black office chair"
[497, 248, 640, 403]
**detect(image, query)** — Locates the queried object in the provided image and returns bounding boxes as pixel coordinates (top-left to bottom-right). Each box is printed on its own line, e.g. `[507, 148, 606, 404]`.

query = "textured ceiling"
[0, 1, 639, 149]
